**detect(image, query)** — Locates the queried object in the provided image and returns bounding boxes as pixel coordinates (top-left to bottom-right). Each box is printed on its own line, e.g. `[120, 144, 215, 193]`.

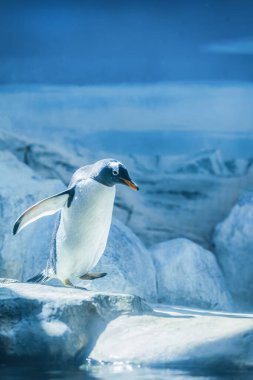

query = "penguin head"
[92, 159, 139, 191]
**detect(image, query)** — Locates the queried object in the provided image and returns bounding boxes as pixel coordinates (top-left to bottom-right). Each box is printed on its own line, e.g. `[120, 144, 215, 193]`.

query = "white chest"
[56, 179, 116, 280]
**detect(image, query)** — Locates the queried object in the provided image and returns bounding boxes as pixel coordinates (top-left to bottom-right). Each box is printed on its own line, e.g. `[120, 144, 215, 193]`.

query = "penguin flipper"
[79, 272, 107, 280]
[13, 186, 75, 235]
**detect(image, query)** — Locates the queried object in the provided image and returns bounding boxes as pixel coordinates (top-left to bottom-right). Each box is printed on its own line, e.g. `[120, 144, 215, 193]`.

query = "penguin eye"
[112, 169, 118, 176]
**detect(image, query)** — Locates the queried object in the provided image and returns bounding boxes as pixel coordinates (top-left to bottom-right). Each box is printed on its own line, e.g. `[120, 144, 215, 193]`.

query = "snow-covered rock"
[0, 281, 149, 365]
[1, 281, 252, 371]
[115, 154, 253, 247]
[213, 192, 253, 309]
[0, 151, 64, 279]
[159, 149, 230, 176]
[0, 128, 85, 185]
[90, 305, 253, 369]
[150, 238, 233, 310]
[0, 150, 64, 281]
[83, 219, 157, 302]
[225, 158, 253, 176]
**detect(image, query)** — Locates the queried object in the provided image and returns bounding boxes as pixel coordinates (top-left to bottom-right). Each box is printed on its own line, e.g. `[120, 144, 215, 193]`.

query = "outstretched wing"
[13, 186, 75, 235]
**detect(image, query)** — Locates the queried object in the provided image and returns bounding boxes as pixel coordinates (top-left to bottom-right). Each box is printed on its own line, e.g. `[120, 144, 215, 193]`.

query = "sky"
[0, 0, 253, 84]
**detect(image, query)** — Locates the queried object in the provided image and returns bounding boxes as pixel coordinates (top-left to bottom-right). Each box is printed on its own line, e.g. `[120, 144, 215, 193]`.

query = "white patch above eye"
[110, 161, 120, 175]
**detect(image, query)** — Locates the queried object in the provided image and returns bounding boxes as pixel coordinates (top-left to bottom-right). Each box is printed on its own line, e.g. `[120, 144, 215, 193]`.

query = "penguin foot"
[63, 278, 74, 287]
[63, 278, 88, 291]
[79, 272, 107, 280]
[74, 285, 89, 291]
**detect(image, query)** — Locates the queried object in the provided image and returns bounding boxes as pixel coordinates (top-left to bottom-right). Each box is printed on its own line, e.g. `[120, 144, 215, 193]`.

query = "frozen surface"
[150, 238, 232, 310]
[90, 304, 253, 369]
[213, 192, 253, 309]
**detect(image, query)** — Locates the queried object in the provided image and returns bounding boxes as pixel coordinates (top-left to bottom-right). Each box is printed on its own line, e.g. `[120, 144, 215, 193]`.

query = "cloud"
[204, 38, 253, 55]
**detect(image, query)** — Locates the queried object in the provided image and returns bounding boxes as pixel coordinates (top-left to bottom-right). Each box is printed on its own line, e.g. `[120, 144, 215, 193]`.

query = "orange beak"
[120, 178, 139, 191]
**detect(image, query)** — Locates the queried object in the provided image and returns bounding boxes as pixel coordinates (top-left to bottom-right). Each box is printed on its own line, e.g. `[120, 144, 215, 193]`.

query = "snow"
[150, 238, 232, 310]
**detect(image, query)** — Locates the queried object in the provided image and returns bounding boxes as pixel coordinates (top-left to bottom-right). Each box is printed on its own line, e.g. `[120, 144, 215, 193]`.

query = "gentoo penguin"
[13, 158, 139, 286]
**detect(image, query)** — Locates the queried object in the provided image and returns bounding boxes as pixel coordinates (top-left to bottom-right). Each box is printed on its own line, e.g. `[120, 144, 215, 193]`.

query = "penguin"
[13, 158, 139, 286]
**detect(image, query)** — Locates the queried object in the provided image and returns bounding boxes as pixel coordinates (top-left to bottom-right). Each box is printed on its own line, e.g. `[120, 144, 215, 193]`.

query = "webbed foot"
[63, 278, 88, 290]
[63, 278, 74, 287]
[79, 272, 107, 280]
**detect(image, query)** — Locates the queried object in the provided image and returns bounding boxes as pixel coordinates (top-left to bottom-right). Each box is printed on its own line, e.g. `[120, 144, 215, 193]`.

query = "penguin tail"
[27, 270, 50, 284]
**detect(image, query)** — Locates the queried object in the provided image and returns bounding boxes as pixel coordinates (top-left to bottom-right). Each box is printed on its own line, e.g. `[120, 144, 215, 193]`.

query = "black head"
[91, 159, 139, 191]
